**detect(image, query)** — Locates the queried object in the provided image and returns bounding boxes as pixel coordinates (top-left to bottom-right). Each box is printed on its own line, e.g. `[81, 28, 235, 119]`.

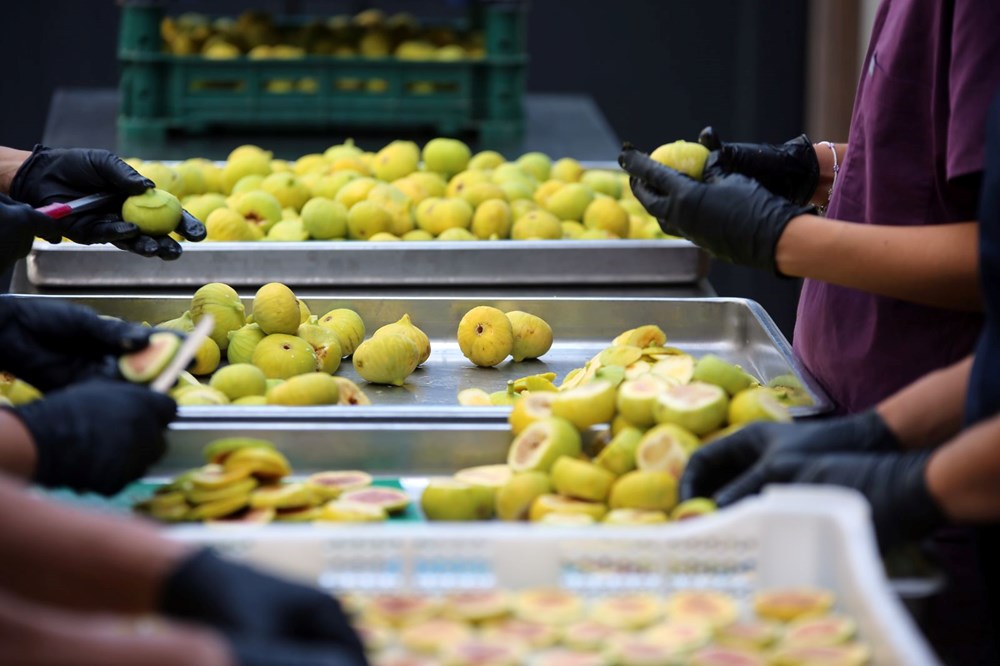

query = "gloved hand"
[228, 637, 368, 666]
[160, 550, 367, 663]
[0, 193, 50, 271]
[618, 146, 814, 274]
[698, 127, 820, 205]
[8, 380, 176, 495]
[0, 296, 151, 392]
[9, 145, 206, 260]
[680, 410, 900, 504]
[780, 451, 945, 549]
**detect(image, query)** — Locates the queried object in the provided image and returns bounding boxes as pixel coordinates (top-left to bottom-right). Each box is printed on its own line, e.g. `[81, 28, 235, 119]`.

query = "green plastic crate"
[118, 2, 528, 144]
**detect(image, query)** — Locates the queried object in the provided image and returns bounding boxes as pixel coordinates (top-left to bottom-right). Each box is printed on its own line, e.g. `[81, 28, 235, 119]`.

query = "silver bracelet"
[818, 141, 839, 211]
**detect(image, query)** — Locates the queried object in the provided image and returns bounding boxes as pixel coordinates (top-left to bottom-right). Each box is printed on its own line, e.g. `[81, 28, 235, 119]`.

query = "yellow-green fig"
[300, 197, 348, 239]
[373, 140, 420, 181]
[511, 209, 562, 240]
[692, 354, 756, 396]
[544, 183, 594, 222]
[259, 172, 310, 210]
[267, 372, 340, 405]
[457, 305, 513, 367]
[728, 388, 793, 425]
[550, 157, 584, 182]
[232, 190, 283, 233]
[156, 310, 194, 334]
[189, 336, 221, 376]
[175, 386, 230, 406]
[609, 470, 678, 512]
[550, 380, 617, 430]
[373, 313, 431, 365]
[495, 471, 552, 521]
[507, 417, 581, 473]
[251, 333, 318, 379]
[595, 427, 645, 476]
[119, 332, 181, 383]
[204, 208, 257, 241]
[190, 282, 246, 351]
[333, 377, 372, 405]
[616, 374, 671, 427]
[635, 424, 698, 481]
[252, 282, 301, 335]
[420, 478, 495, 521]
[650, 140, 710, 180]
[347, 200, 392, 239]
[352, 333, 419, 386]
[296, 324, 343, 374]
[653, 381, 729, 435]
[422, 138, 471, 178]
[515, 152, 552, 181]
[550, 456, 616, 503]
[209, 363, 267, 401]
[471, 199, 512, 239]
[122, 188, 182, 235]
[317, 308, 365, 356]
[505, 310, 553, 362]
[226, 323, 266, 365]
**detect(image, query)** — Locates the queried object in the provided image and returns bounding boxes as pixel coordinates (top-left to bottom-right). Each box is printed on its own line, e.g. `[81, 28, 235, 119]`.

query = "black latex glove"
[0, 193, 50, 272]
[228, 637, 368, 666]
[618, 146, 814, 274]
[0, 296, 151, 392]
[698, 127, 820, 206]
[8, 380, 176, 495]
[785, 451, 945, 549]
[9, 145, 206, 260]
[680, 410, 901, 504]
[160, 550, 367, 663]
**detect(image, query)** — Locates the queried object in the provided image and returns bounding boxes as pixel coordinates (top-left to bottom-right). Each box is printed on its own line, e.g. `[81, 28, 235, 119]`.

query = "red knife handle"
[36, 202, 73, 219]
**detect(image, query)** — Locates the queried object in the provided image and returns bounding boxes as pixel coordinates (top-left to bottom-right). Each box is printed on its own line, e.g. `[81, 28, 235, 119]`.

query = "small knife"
[151, 314, 214, 394]
[36, 193, 118, 219]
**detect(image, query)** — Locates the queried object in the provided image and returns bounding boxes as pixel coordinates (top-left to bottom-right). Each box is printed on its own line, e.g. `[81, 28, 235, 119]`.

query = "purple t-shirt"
[794, 0, 1000, 414]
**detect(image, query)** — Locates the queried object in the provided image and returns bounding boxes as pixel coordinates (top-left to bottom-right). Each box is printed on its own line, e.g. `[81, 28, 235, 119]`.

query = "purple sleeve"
[948, 0, 1000, 180]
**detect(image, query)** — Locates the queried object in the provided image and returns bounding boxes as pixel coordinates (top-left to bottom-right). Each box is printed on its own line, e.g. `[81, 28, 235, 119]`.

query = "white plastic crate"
[168, 486, 938, 665]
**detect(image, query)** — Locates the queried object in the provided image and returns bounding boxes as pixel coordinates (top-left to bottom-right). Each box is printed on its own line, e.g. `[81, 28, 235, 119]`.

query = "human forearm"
[927, 412, 1000, 522]
[0, 147, 30, 195]
[876, 356, 973, 450]
[776, 216, 981, 310]
[0, 409, 37, 479]
[0, 473, 192, 614]
[0, 588, 232, 666]
[810, 142, 846, 207]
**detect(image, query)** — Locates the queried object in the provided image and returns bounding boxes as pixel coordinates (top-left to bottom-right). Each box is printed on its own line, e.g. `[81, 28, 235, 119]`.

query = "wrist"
[774, 213, 823, 276]
[0, 408, 38, 480]
[0, 148, 32, 195]
[852, 409, 901, 452]
[811, 142, 841, 208]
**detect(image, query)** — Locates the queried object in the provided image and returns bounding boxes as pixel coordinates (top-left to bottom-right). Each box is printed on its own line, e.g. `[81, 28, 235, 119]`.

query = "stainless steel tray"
[26, 239, 708, 288]
[19, 295, 831, 418]
[156, 421, 513, 477]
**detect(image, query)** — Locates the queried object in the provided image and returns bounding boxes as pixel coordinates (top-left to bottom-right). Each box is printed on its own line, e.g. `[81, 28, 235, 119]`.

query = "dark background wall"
[0, 0, 808, 336]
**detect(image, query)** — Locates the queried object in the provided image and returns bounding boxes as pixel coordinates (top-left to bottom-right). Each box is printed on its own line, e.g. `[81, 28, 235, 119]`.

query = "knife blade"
[36, 193, 118, 219]
[151, 314, 214, 394]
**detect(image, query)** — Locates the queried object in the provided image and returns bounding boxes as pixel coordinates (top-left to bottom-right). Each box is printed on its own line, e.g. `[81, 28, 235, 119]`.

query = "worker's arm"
[877, 355, 974, 449]
[928, 411, 1000, 522]
[0, 473, 192, 614]
[0, 587, 232, 666]
[777, 216, 981, 311]
[0, 472, 368, 662]
[620, 145, 982, 311]
[0, 146, 30, 194]
[0, 410, 37, 479]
